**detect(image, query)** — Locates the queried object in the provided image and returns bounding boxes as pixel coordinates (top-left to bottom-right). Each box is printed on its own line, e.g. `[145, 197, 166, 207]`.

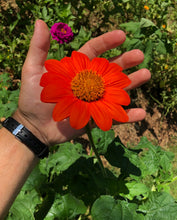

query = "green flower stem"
[86, 124, 107, 177]
[58, 44, 65, 60]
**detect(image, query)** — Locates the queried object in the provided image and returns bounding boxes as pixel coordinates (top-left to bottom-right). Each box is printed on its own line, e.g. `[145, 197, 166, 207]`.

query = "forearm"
[0, 127, 38, 219]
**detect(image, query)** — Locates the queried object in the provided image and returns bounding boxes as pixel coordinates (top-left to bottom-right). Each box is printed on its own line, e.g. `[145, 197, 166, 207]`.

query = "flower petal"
[103, 100, 129, 122]
[104, 87, 131, 106]
[103, 63, 131, 88]
[71, 51, 90, 73]
[70, 100, 90, 129]
[104, 72, 131, 88]
[89, 57, 109, 76]
[41, 84, 72, 102]
[60, 57, 76, 78]
[40, 72, 68, 87]
[53, 97, 74, 121]
[105, 62, 123, 73]
[90, 101, 112, 131]
[45, 59, 74, 79]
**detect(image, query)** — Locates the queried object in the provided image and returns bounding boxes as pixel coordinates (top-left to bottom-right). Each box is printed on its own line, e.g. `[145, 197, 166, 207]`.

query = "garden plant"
[0, 0, 177, 219]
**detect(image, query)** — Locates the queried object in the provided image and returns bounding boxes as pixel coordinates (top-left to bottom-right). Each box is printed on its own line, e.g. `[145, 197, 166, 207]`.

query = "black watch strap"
[2, 117, 49, 159]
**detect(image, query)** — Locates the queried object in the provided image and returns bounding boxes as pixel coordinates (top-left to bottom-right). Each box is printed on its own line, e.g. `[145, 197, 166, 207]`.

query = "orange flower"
[40, 51, 131, 131]
[144, 5, 149, 10]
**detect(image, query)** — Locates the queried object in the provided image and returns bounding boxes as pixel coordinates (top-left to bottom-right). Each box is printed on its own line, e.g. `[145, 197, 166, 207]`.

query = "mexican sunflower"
[40, 51, 131, 131]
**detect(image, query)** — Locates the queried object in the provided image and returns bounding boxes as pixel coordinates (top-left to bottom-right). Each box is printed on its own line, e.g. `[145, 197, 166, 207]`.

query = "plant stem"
[86, 124, 107, 177]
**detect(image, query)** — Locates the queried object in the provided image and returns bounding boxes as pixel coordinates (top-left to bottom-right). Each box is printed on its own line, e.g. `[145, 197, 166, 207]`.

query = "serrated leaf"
[156, 39, 167, 54]
[7, 190, 41, 220]
[123, 182, 149, 200]
[139, 40, 153, 68]
[44, 193, 87, 220]
[91, 195, 144, 220]
[22, 165, 47, 191]
[140, 18, 156, 28]
[120, 22, 141, 34]
[123, 38, 144, 51]
[138, 191, 177, 220]
[105, 136, 141, 176]
[39, 142, 84, 176]
[131, 137, 174, 178]
[91, 128, 115, 154]
[70, 26, 91, 50]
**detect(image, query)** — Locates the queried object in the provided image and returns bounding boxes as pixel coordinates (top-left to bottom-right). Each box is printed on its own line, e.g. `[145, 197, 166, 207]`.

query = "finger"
[110, 49, 145, 69]
[125, 68, 151, 91]
[22, 20, 50, 73]
[113, 108, 146, 124]
[79, 30, 126, 59]
[126, 108, 146, 122]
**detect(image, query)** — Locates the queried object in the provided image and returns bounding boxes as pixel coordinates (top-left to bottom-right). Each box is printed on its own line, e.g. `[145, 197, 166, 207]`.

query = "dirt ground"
[115, 89, 177, 149]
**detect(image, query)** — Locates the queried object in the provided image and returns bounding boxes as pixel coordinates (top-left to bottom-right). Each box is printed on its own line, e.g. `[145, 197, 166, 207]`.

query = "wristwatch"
[2, 117, 49, 159]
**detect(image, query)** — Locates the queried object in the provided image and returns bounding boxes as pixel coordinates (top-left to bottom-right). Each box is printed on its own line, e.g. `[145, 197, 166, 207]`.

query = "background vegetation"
[0, 0, 177, 219]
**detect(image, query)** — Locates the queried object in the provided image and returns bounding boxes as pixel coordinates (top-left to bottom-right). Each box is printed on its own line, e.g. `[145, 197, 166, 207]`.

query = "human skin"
[0, 20, 151, 218]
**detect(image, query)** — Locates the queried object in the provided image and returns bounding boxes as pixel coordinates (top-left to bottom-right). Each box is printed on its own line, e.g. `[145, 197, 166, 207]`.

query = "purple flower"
[50, 22, 74, 44]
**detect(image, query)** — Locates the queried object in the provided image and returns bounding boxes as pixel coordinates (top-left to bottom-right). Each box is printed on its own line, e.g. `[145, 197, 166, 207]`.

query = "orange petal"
[41, 84, 72, 103]
[60, 57, 77, 78]
[89, 57, 109, 76]
[70, 100, 90, 129]
[103, 71, 131, 88]
[102, 62, 123, 77]
[52, 97, 74, 121]
[45, 59, 73, 79]
[40, 72, 68, 87]
[103, 100, 129, 122]
[104, 87, 131, 106]
[90, 101, 112, 131]
[71, 51, 90, 73]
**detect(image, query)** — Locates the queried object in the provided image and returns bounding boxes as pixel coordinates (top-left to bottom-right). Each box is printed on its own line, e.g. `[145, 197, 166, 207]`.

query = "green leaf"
[140, 18, 156, 28]
[22, 166, 47, 191]
[123, 37, 144, 51]
[44, 193, 87, 220]
[139, 40, 153, 68]
[123, 182, 149, 200]
[105, 136, 141, 176]
[156, 39, 167, 54]
[91, 128, 115, 154]
[91, 195, 144, 220]
[132, 137, 174, 178]
[7, 190, 41, 220]
[138, 191, 177, 220]
[42, 6, 48, 19]
[120, 22, 141, 34]
[70, 26, 91, 50]
[39, 142, 84, 176]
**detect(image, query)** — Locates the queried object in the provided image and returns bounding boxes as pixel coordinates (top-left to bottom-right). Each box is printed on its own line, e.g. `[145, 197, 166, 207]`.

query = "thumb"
[22, 20, 50, 72]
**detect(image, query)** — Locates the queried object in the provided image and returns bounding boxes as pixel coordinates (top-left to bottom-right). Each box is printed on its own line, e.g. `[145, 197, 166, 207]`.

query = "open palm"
[14, 20, 151, 146]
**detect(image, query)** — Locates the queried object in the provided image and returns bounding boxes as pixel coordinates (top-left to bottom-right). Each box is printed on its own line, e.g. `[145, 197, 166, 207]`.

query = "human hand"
[13, 20, 151, 146]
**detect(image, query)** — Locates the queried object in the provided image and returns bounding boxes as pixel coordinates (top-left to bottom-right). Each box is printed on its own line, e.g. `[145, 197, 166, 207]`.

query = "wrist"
[13, 109, 49, 146]
[3, 109, 50, 159]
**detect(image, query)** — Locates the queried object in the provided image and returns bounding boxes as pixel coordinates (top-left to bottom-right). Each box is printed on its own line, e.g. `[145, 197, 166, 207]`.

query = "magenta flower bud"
[50, 22, 74, 44]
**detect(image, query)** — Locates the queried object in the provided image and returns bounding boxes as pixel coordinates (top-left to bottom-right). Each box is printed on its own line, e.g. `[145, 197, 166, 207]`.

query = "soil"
[114, 89, 177, 149]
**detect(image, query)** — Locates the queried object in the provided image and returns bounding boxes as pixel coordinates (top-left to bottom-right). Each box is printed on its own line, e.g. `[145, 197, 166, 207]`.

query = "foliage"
[5, 128, 177, 219]
[0, 73, 19, 119]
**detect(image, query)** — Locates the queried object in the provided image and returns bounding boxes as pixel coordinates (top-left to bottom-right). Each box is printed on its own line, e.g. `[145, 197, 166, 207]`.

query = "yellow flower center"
[61, 28, 67, 34]
[71, 70, 105, 102]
